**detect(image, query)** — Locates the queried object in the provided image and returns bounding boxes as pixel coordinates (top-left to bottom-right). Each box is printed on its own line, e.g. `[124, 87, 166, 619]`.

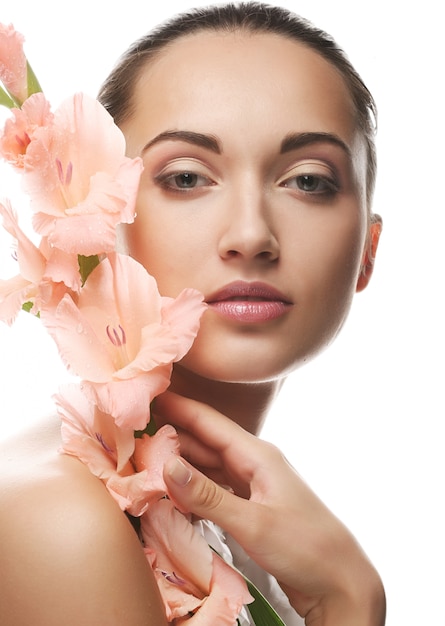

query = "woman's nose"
[217, 188, 279, 262]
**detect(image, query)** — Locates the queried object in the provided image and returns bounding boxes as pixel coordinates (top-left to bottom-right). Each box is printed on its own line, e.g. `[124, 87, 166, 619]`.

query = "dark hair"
[98, 2, 377, 207]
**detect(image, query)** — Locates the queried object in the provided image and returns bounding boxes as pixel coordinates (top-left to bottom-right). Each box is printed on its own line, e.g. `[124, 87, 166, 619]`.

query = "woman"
[0, 3, 385, 624]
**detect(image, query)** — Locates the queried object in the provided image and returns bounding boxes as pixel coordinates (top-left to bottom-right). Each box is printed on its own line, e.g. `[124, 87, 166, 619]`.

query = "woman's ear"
[356, 216, 382, 292]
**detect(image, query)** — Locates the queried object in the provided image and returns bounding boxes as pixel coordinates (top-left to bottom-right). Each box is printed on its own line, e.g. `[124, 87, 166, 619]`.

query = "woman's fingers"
[163, 454, 285, 579]
[156, 391, 298, 501]
[154, 391, 261, 475]
[154, 391, 247, 448]
[163, 454, 253, 533]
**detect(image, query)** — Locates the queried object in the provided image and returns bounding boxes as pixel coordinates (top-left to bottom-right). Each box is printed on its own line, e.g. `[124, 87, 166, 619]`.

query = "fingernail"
[168, 457, 192, 487]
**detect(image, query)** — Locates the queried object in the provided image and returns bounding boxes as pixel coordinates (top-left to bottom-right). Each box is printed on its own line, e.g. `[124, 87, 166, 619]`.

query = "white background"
[1, 2, 444, 624]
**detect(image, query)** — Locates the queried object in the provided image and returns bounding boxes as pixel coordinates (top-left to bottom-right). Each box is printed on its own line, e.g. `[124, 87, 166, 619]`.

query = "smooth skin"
[0, 420, 168, 626]
[122, 32, 380, 433]
[0, 30, 384, 625]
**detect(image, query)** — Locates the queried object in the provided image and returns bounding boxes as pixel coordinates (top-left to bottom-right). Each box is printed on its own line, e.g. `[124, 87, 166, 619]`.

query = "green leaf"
[0, 84, 16, 109]
[78, 254, 100, 285]
[21, 301, 40, 317]
[26, 60, 43, 97]
[244, 577, 287, 626]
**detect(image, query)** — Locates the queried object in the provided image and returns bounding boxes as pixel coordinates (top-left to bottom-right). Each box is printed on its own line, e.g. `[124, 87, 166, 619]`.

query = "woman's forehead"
[125, 31, 362, 156]
[137, 33, 354, 121]
[138, 30, 349, 92]
[120, 31, 368, 207]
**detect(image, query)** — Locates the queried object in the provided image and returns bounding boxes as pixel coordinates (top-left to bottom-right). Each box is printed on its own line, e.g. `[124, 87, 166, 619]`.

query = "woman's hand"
[155, 392, 386, 626]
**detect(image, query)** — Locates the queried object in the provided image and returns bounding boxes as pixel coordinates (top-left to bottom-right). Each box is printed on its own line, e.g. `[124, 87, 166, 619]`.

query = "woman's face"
[121, 31, 377, 383]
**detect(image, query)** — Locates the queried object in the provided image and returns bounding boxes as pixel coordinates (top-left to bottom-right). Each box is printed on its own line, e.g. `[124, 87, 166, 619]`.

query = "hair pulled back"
[98, 2, 377, 205]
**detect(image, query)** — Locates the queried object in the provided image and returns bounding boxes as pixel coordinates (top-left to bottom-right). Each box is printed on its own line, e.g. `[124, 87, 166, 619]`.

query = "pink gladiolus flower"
[141, 499, 252, 624]
[38, 237, 82, 292]
[0, 23, 27, 104]
[133, 433, 181, 504]
[0, 92, 53, 167]
[56, 384, 180, 515]
[0, 201, 72, 323]
[0, 200, 80, 324]
[43, 253, 206, 430]
[23, 93, 143, 256]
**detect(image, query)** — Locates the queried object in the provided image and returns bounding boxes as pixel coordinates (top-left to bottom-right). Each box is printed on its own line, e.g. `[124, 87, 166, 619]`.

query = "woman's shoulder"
[0, 416, 104, 519]
[0, 417, 167, 625]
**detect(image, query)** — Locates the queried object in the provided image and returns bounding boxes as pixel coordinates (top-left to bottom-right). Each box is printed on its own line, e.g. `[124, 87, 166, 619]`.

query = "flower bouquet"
[0, 23, 286, 626]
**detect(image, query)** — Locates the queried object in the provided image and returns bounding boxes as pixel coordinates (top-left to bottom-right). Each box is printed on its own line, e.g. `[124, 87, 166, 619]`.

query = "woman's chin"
[173, 346, 315, 387]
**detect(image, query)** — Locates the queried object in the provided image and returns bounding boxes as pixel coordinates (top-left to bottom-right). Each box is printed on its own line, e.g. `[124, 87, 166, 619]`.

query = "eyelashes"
[153, 155, 217, 195]
[154, 170, 215, 193]
[152, 158, 341, 199]
[277, 161, 340, 198]
[279, 173, 339, 197]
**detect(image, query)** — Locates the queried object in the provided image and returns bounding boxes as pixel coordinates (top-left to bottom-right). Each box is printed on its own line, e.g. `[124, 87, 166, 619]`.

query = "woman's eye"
[280, 172, 339, 196]
[156, 171, 213, 192]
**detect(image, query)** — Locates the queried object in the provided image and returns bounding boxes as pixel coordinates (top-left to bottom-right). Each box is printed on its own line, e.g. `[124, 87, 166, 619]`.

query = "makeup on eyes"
[277, 160, 340, 198]
[142, 128, 351, 199]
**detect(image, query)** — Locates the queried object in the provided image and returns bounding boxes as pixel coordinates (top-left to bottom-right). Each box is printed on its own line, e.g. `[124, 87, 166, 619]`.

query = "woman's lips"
[206, 281, 293, 323]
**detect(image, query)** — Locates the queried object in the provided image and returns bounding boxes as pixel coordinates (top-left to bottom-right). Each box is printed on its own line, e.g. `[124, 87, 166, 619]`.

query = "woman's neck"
[169, 366, 284, 435]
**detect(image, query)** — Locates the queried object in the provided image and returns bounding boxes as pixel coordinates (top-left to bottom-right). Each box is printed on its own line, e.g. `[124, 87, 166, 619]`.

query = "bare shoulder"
[0, 417, 167, 626]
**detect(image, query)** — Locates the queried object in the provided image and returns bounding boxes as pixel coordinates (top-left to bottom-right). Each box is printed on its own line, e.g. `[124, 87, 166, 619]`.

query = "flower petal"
[183, 553, 253, 626]
[141, 499, 213, 620]
[142, 500, 252, 625]
[0, 200, 48, 323]
[133, 426, 180, 492]
[77, 253, 163, 356]
[56, 384, 135, 477]
[161, 288, 207, 362]
[0, 23, 27, 103]
[42, 245, 81, 292]
[55, 384, 159, 514]
[0, 92, 53, 166]
[42, 292, 116, 381]
[33, 209, 120, 256]
[0, 273, 35, 324]
[116, 324, 187, 379]
[23, 93, 142, 255]
[0, 200, 46, 284]
[83, 368, 172, 430]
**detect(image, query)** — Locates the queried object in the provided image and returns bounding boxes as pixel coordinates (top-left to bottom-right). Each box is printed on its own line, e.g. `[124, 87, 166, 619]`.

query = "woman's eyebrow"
[280, 132, 352, 157]
[141, 130, 350, 157]
[142, 130, 222, 154]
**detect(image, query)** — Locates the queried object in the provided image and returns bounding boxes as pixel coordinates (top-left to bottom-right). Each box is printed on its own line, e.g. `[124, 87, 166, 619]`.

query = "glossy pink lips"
[206, 281, 292, 323]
